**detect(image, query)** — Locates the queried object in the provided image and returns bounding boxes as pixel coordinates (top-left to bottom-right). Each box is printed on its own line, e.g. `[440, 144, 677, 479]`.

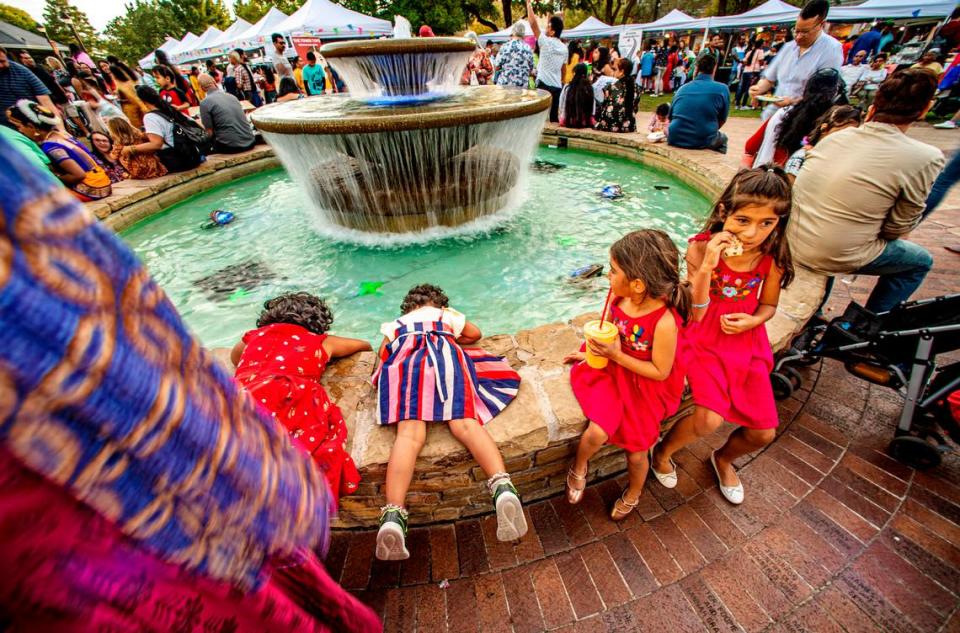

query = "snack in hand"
[723, 236, 744, 257]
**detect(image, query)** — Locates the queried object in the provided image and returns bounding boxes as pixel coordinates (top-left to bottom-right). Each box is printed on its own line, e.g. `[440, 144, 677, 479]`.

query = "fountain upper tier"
[322, 37, 475, 101]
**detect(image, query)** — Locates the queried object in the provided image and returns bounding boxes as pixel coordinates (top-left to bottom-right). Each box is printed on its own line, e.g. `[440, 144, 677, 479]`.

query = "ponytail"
[670, 279, 692, 326]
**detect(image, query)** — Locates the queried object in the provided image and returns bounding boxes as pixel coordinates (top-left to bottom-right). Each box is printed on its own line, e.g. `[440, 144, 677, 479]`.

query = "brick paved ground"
[331, 119, 960, 632]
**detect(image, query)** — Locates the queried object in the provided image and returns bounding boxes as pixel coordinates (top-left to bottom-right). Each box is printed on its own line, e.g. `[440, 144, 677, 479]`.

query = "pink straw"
[599, 287, 613, 325]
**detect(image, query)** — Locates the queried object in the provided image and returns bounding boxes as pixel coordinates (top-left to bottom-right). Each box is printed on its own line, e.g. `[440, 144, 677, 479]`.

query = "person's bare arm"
[527, 0, 541, 40]
[37, 94, 55, 113]
[749, 77, 774, 97]
[322, 335, 373, 359]
[123, 132, 164, 157]
[586, 310, 678, 380]
[457, 321, 482, 345]
[685, 233, 734, 322]
[55, 156, 87, 185]
[719, 264, 783, 335]
[230, 340, 246, 366]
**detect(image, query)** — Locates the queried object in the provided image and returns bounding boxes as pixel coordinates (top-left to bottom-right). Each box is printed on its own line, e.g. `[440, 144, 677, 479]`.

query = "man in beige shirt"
[789, 69, 943, 313]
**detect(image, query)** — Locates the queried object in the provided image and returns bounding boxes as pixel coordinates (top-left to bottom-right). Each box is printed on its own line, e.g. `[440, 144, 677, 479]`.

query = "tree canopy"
[41, 0, 100, 51]
[0, 2, 40, 34]
[102, 0, 181, 64]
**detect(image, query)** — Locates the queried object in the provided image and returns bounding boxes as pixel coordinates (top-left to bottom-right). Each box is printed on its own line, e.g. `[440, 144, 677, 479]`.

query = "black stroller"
[772, 293, 960, 469]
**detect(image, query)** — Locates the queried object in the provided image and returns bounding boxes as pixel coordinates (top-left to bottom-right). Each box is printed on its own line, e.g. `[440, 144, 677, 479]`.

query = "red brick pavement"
[329, 121, 960, 631]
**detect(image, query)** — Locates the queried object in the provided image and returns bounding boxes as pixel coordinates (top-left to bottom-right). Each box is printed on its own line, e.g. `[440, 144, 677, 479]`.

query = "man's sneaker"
[934, 120, 958, 129]
[492, 480, 528, 541]
[375, 505, 409, 561]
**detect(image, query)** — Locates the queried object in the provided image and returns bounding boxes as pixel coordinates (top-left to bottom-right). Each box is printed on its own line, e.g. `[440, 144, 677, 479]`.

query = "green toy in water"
[357, 281, 385, 296]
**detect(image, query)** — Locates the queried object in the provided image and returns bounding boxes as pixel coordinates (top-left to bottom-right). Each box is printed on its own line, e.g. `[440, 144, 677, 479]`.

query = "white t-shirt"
[536, 33, 567, 88]
[143, 111, 175, 149]
[839, 63, 865, 90]
[861, 67, 887, 89]
[380, 306, 467, 342]
[592, 75, 616, 105]
[269, 49, 293, 77]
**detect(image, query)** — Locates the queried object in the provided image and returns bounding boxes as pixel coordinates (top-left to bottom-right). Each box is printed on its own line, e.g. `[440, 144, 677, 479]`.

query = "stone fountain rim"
[250, 86, 551, 134]
[320, 36, 476, 58]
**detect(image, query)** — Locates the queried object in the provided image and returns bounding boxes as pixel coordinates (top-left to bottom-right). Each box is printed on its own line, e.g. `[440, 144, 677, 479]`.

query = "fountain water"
[250, 37, 550, 234]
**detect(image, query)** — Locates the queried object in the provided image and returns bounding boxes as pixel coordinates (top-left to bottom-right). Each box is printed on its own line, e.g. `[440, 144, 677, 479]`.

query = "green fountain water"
[121, 146, 709, 348]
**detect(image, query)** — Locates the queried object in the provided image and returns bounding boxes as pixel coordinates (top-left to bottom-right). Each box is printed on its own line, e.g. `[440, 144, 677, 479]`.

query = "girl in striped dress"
[373, 284, 526, 561]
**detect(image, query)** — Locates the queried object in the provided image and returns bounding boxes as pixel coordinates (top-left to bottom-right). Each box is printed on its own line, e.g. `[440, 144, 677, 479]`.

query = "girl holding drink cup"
[564, 230, 691, 520]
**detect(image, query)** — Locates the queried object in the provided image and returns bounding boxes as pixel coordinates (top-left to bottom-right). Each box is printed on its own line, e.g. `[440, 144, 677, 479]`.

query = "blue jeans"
[923, 147, 960, 220]
[855, 239, 933, 313]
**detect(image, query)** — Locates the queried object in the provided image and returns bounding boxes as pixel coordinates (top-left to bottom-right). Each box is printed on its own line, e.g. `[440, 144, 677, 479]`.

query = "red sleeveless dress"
[686, 233, 779, 429]
[235, 323, 360, 504]
[570, 299, 686, 452]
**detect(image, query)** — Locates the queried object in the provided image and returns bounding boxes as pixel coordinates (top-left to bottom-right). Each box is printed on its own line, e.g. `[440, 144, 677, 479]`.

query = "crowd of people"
[0, 35, 350, 202]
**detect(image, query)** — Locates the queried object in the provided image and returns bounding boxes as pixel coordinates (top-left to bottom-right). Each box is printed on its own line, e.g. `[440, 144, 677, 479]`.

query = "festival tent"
[827, 0, 957, 21]
[176, 25, 223, 61]
[619, 10, 710, 57]
[235, 7, 290, 50]
[563, 16, 619, 38]
[478, 20, 534, 42]
[167, 32, 200, 62]
[203, 18, 252, 54]
[138, 36, 179, 69]
[272, 0, 392, 39]
[706, 0, 801, 29]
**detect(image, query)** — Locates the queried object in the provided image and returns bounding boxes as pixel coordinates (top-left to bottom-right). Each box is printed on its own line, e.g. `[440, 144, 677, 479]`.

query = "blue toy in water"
[568, 264, 604, 280]
[600, 184, 623, 199]
[202, 209, 235, 229]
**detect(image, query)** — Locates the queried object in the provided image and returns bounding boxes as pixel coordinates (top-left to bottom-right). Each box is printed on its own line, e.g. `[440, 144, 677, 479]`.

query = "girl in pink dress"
[565, 230, 692, 521]
[651, 166, 794, 505]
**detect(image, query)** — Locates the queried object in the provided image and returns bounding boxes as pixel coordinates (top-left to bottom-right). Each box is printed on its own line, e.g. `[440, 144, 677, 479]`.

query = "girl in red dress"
[232, 292, 372, 506]
[565, 230, 691, 521]
[651, 167, 794, 505]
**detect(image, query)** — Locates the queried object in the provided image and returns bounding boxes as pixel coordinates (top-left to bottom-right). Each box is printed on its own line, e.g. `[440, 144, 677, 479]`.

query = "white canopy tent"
[205, 18, 253, 53]
[167, 32, 199, 62]
[235, 7, 289, 50]
[619, 10, 710, 58]
[563, 16, 619, 38]
[827, 0, 957, 21]
[138, 36, 178, 69]
[272, 0, 392, 39]
[478, 20, 534, 42]
[176, 25, 223, 61]
[706, 0, 800, 29]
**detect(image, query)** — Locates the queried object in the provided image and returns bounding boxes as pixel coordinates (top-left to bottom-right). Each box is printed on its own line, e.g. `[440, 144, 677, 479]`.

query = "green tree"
[41, 0, 100, 51]
[233, 0, 306, 22]
[102, 0, 181, 64]
[0, 2, 40, 33]
[158, 0, 232, 33]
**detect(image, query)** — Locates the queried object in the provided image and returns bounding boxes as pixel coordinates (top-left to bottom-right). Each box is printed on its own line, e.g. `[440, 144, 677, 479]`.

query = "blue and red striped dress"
[373, 308, 520, 425]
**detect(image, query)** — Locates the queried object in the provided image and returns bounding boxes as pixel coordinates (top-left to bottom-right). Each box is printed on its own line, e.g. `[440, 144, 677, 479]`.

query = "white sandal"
[710, 451, 744, 505]
[649, 443, 678, 489]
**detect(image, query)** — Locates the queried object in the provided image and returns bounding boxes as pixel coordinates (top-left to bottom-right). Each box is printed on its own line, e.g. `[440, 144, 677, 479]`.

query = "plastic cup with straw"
[583, 287, 619, 369]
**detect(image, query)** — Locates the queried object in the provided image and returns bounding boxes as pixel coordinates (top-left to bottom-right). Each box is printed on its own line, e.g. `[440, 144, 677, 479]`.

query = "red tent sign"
[291, 36, 324, 59]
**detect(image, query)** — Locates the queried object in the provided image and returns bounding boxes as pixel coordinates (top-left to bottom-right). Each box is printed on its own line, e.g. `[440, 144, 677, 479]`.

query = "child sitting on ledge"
[373, 284, 526, 561]
[232, 292, 372, 506]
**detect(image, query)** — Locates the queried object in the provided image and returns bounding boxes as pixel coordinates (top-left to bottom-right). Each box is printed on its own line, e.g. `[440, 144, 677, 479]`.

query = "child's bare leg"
[572, 422, 608, 477]
[623, 450, 649, 503]
[713, 427, 776, 487]
[448, 418, 505, 477]
[448, 418, 528, 541]
[384, 419, 427, 506]
[652, 406, 724, 474]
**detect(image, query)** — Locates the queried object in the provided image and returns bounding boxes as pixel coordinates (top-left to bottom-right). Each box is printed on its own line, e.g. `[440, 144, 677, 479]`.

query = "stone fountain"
[250, 37, 551, 233]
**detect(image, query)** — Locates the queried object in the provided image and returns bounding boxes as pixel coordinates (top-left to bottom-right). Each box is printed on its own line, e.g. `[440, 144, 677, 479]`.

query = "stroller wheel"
[781, 366, 803, 391]
[771, 372, 794, 401]
[889, 436, 942, 470]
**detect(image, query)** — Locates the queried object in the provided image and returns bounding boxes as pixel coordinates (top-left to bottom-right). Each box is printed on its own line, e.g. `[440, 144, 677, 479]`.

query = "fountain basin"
[251, 87, 550, 233]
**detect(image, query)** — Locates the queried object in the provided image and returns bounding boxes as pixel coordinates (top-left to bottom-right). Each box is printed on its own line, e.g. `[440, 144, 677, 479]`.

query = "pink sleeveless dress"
[570, 299, 686, 452]
[686, 233, 779, 429]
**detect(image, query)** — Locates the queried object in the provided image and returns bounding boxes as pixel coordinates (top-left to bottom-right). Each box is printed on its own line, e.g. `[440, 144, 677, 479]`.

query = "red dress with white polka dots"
[235, 323, 360, 505]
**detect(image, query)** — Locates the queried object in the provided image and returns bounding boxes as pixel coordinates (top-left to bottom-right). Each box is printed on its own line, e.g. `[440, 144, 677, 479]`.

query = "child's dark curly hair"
[257, 292, 334, 335]
[400, 284, 449, 314]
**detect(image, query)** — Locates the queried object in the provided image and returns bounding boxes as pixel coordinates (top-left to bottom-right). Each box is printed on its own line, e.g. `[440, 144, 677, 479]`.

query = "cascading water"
[250, 37, 550, 234]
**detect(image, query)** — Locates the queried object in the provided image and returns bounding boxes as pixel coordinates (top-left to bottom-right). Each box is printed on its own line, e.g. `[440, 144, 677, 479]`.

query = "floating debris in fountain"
[654, 185, 670, 191]
[556, 236, 578, 247]
[201, 209, 235, 229]
[531, 159, 567, 173]
[600, 184, 624, 199]
[193, 260, 278, 301]
[568, 264, 604, 281]
[357, 281, 386, 296]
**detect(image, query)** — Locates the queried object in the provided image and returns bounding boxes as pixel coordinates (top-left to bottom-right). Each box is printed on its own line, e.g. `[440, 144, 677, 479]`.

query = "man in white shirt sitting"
[839, 49, 867, 96]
